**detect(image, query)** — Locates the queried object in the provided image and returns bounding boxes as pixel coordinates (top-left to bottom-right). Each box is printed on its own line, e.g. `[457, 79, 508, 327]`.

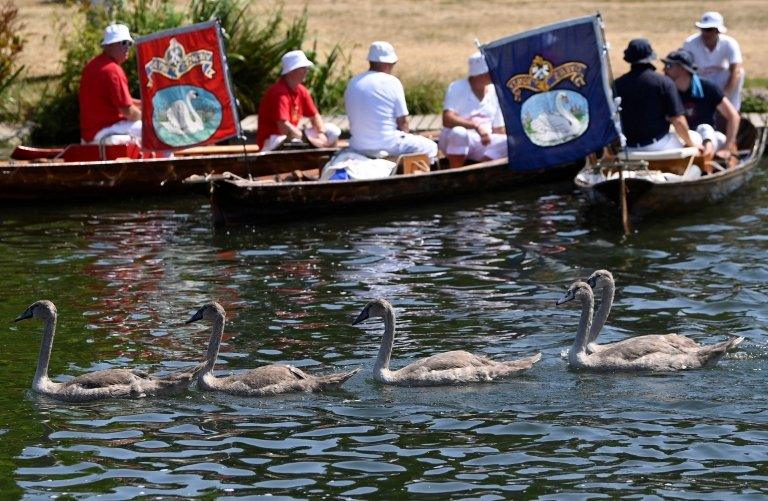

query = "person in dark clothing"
[662, 48, 740, 171]
[614, 39, 701, 152]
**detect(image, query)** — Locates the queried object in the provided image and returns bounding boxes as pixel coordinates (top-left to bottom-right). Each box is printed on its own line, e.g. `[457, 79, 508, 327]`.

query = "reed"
[0, 1, 24, 120]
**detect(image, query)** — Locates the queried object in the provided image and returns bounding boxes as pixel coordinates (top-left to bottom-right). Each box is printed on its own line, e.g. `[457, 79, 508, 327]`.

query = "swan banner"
[135, 21, 240, 151]
[481, 15, 620, 171]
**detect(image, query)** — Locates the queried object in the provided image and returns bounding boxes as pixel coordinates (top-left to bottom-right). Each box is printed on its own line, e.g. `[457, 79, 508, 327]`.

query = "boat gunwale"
[574, 122, 767, 193]
[0, 147, 339, 170]
[211, 157, 568, 191]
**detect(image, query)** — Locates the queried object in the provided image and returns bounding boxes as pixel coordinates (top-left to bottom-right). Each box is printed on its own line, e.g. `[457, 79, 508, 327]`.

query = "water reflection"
[2, 165, 768, 497]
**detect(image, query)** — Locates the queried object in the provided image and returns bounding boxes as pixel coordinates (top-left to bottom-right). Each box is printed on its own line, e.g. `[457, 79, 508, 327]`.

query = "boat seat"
[624, 147, 697, 175]
[397, 153, 430, 175]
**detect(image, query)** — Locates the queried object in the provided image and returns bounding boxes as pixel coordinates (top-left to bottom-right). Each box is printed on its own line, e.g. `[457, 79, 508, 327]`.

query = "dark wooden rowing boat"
[574, 118, 767, 219]
[0, 148, 336, 202]
[196, 157, 583, 225]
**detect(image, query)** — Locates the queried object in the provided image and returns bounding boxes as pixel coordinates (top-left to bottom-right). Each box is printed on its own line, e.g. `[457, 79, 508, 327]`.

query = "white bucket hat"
[695, 11, 727, 33]
[101, 24, 134, 46]
[281, 50, 314, 75]
[367, 41, 398, 63]
[468, 52, 489, 77]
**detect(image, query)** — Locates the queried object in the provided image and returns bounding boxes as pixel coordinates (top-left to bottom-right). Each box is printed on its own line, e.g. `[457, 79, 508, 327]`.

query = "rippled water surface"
[2, 162, 768, 499]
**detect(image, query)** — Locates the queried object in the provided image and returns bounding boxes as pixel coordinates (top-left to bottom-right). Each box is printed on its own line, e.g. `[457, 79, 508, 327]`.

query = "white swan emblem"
[162, 90, 204, 137]
[528, 91, 586, 146]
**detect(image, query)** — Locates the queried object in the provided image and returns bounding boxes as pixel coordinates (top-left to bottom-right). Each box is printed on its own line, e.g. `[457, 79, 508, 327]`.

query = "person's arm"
[724, 62, 744, 99]
[309, 113, 326, 134]
[120, 104, 141, 121]
[442, 109, 477, 130]
[393, 78, 410, 133]
[443, 110, 492, 144]
[669, 115, 701, 150]
[277, 119, 303, 140]
[396, 115, 410, 133]
[716, 96, 740, 153]
[309, 113, 329, 144]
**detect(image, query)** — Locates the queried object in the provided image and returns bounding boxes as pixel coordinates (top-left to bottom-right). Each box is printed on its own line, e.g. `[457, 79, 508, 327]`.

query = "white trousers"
[91, 120, 142, 144]
[354, 133, 438, 160]
[627, 130, 703, 152]
[438, 126, 507, 161]
[262, 124, 341, 152]
[696, 123, 727, 151]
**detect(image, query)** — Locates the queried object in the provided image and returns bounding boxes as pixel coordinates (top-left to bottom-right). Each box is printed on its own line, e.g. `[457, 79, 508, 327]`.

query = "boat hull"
[575, 120, 767, 219]
[208, 158, 582, 225]
[0, 148, 336, 202]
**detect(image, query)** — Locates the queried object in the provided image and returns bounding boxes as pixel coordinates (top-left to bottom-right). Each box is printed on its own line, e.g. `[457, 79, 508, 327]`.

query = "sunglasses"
[701, 28, 719, 33]
[119, 40, 134, 47]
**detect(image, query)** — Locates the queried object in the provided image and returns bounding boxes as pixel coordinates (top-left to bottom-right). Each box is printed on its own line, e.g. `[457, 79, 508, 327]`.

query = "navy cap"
[623, 38, 656, 64]
[662, 49, 698, 74]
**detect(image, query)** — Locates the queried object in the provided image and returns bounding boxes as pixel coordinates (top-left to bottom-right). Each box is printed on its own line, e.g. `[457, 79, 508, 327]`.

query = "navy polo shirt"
[679, 77, 723, 130]
[614, 64, 685, 147]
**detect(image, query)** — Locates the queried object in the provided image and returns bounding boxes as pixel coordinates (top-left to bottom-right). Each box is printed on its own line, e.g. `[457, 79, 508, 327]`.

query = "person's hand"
[699, 140, 714, 157]
[476, 123, 492, 145]
[317, 132, 329, 145]
[715, 147, 732, 160]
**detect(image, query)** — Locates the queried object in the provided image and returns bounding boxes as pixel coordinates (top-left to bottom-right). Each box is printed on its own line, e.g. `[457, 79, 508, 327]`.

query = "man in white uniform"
[440, 52, 506, 168]
[683, 11, 744, 110]
[344, 41, 438, 160]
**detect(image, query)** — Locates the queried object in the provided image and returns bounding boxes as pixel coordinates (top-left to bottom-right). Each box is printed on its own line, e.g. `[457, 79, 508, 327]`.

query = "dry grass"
[13, 0, 768, 84]
[279, 0, 768, 84]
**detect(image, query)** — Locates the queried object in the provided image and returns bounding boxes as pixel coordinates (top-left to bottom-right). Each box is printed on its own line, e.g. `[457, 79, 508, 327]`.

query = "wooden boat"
[574, 118, 767, 220]
[0, 146, 336, 202]
[190, 155, 583, 225]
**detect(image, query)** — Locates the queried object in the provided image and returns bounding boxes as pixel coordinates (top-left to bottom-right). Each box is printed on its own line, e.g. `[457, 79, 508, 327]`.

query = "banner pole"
[596, 12, 631, 234]
[217, 20, 252, 178]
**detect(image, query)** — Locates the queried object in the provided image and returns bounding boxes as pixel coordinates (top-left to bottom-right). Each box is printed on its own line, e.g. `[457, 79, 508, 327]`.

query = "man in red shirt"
[79, 24, 142, 144]
[256, 50, 340, 151]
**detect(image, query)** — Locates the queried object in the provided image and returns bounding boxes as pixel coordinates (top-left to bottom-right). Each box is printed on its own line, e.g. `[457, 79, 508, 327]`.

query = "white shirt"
[683, 33, 742, 92]
[442, 78, 504, 131]
[344, 70, 409, 152]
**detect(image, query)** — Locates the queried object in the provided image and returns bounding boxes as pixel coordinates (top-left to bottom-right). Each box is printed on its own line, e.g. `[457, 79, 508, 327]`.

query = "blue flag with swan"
[481, 15, 619, 171]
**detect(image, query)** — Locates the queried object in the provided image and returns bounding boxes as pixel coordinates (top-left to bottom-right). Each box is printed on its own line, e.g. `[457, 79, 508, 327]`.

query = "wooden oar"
[175, 144, 261, 157]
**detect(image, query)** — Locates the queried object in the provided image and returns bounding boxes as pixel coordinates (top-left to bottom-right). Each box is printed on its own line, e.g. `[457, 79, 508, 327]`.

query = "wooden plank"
[745, 112, 766, 128]
[175, 144, 261, 156]
[411, 115, 427, 131]
[241, 113, 448, 134]
[426, 114, 443, 130]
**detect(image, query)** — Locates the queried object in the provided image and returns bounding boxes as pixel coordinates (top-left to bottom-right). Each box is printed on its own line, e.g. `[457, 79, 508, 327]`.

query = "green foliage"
[741, 88, 768, 113]
[304, 42, 352, 114]
[0, 0, 24, 120]
[29, 0, 352, 145]
[31, 0, 184, 144]
[403, 78, 445, 115]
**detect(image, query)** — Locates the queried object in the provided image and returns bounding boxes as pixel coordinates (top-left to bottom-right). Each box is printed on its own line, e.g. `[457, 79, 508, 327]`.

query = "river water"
[1, 162, 767, 499]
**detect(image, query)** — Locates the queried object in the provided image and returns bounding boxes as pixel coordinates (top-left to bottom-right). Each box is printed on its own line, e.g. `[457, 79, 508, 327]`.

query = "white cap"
[468, 52, 489, 77]
[695, 11, 727, 33]
[101, 24, 134, 46]
[367, 41, 398, 63]
[281, 50, 314, 75]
